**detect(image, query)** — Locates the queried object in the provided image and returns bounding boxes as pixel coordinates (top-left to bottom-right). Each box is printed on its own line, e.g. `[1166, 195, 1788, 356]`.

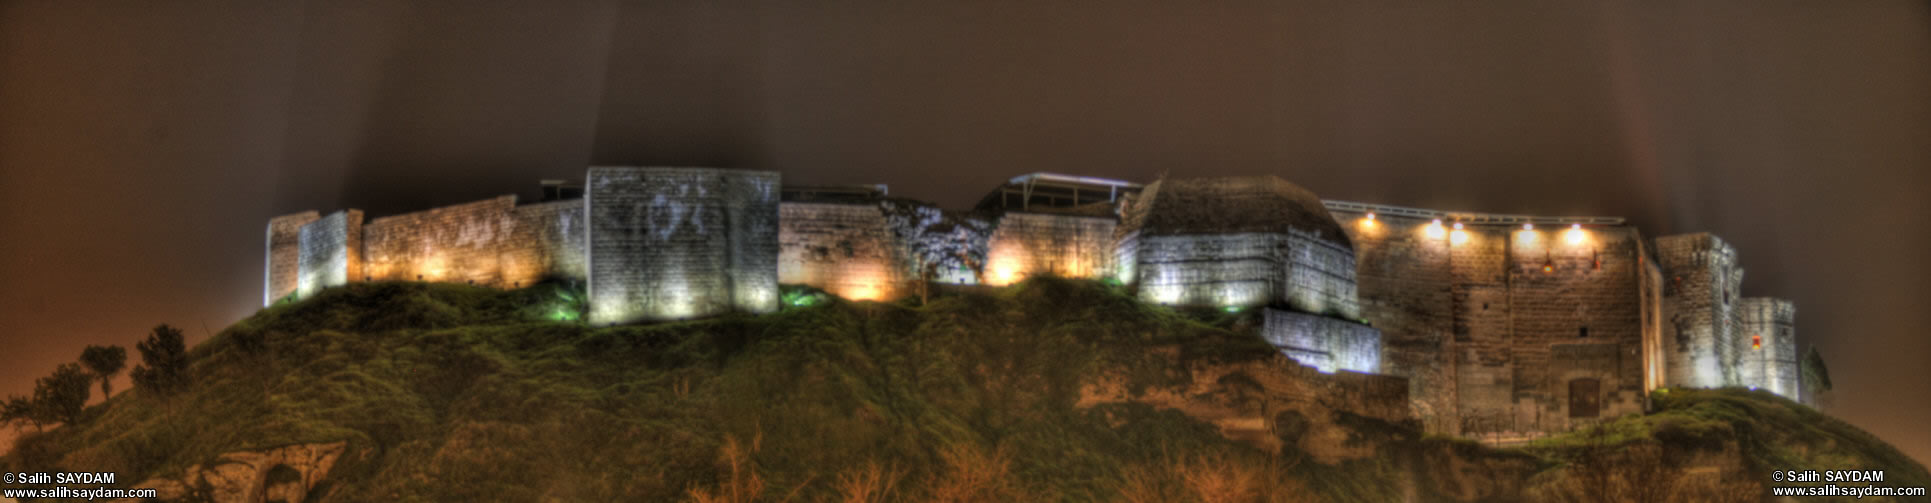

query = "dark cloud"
[3, 0, 1927, 463]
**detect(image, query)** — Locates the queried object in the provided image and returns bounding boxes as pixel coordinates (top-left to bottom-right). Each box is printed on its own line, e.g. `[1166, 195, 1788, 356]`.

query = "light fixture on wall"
[1426, 219, 1446, 239]
[1565, 223, 1587, 245]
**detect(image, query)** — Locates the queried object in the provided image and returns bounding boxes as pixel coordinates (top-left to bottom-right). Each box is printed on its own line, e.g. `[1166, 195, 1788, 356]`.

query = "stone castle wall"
[262, 170, 1803, 439]
[1114, 178, 1360, 318]
[1262, 308, 1381, 374]
[1655, 233, 1745, 389]
[296, 210, 361, 299]
[1330, 211, 1656, 434]
[359, 195, 588, 289]
[1739, 298, 1799, 400]
[983, 212, 1116, 286]
[778, 202, 909, 301]
[265, 211, 320, 305]
[586, 167, 779, 324]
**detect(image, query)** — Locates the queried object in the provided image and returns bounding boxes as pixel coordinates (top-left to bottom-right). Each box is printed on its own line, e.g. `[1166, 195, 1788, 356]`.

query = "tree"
[79, 344, 128, 398]
[2, 395, 45, 432]
[34, 363, 93, 425]
[131, 324, 192, 396]
[1802, 347, 1832, 393]
[1802, 347, 1833, 409]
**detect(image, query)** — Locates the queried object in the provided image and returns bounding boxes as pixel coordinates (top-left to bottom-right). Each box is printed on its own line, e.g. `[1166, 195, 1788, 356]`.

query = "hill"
[3, 279, 1924, 502]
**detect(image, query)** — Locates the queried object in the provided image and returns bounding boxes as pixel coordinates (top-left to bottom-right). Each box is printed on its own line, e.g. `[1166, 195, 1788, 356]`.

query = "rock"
[113, 441, 349, 503]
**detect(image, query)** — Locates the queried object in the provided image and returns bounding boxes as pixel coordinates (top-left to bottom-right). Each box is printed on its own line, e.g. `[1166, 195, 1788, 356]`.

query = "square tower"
[586, 167, 779, 324]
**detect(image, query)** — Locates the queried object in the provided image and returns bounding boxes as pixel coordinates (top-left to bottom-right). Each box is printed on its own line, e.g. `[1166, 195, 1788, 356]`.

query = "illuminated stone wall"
[1332, 210, 1653, 434]
[265, 211, 320, 306]
[1261, 308, 1380, 374]
[296, 210, 363, 299]
[777, 202, 908, 301]
[1738, 298, 1799, 400]
[983, 212, 1116, 286]
[1114, 177, 1359, 318]
[586, 167, 779, 324]
[363, 196, 515, 286]
[1655, 233, 1745, 389]
[507, 199, 589, 284]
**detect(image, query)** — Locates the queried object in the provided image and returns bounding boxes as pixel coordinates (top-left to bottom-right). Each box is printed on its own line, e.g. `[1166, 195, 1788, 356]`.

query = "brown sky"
[3, 0, 1928, 464]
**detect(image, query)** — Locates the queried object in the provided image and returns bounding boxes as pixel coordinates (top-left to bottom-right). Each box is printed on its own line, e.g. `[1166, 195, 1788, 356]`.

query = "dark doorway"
[1568, 378, 1601, 418]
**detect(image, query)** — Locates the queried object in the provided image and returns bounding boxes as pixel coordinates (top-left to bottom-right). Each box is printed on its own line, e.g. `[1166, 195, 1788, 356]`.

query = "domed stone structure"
[1114, 176, 1361, 319]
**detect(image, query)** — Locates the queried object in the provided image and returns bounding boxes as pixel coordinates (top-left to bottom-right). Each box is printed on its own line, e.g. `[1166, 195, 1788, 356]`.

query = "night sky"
[3, 1, 1927, 464]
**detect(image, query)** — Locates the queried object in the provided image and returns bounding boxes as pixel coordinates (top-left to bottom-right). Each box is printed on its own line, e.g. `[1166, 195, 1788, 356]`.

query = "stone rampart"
[1655, 233, 1744, 388]
[1262, 308, 1381, 374]
[586, 167, 778, 324]
[296, 210, 362, 299]
[1332, 210, 1654, 434]
[1739, 297, 1799, 400]
[265, 211, 320, 305]
[778, 202, 908, 300]
[983, 212, 1116, 286]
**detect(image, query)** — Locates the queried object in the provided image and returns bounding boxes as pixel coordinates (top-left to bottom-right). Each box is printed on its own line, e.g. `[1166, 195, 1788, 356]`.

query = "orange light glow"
[1450, 229, 1468, 245]
[1752, 335, 1762, 350]
[1425, 219, 1446, 239]
[847, 284, 881, 301]
[1523, 223, 1534, 231]
[1543, 264, 1554, 273]
[1564, 224, 1587, 245]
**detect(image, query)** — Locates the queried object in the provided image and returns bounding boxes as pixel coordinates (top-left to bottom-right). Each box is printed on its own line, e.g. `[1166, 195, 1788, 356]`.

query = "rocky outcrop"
[1077, 352, 1409, 463]
[117, 441, 348, 503]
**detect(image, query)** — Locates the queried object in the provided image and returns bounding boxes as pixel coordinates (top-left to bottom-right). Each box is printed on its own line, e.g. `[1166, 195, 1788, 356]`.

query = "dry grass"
[1116, 451, 1307, 503]
[925, 442, 1019, 503]
[688, 433, 768, 503]
[829, 461, 903, 503]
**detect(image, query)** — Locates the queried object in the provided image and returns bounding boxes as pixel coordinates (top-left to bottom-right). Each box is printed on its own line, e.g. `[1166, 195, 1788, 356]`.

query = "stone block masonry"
[983, 212, 1117, 285]
[1655, 233, 1744, 389]
[1330, 210, 1658, 434]
[1262, 308, 1381, 374]
[1739, 298, 1799, 400]
[778, 202, 909, 301]
[296, 210, 362, 299]
[586, 167, 779, 325]
[265, 211, 320, 306]
[360, 195, 585, 289]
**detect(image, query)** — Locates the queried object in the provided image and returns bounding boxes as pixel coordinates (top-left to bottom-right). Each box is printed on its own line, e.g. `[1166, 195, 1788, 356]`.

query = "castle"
[264, 167, 1803, 437]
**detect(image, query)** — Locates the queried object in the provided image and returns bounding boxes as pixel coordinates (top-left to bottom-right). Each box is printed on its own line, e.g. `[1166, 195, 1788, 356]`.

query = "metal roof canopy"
[1322, 200, 1626, 226]
[976, 172, 1145, 211]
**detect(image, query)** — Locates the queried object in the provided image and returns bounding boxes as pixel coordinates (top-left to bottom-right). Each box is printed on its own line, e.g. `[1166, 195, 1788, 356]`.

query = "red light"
[1752, 335, 1762, 350]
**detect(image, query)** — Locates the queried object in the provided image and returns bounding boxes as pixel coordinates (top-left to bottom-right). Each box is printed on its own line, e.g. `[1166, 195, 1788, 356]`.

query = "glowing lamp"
[1452, 222, 1464, 230]
[1450, 229, 1468, 245]
[1523, 223, 1534, 231]
[1564, 224, 1586, 245]
[1752, 335, 1762, 350]
[1542, 263, 1554, 273]
[1366, 212, 1376, 221]
[1425, 219, 1446, 239]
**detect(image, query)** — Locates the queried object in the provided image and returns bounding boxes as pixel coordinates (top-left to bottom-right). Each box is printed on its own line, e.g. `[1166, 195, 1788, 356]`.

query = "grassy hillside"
[4, 279, 1924, 502]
